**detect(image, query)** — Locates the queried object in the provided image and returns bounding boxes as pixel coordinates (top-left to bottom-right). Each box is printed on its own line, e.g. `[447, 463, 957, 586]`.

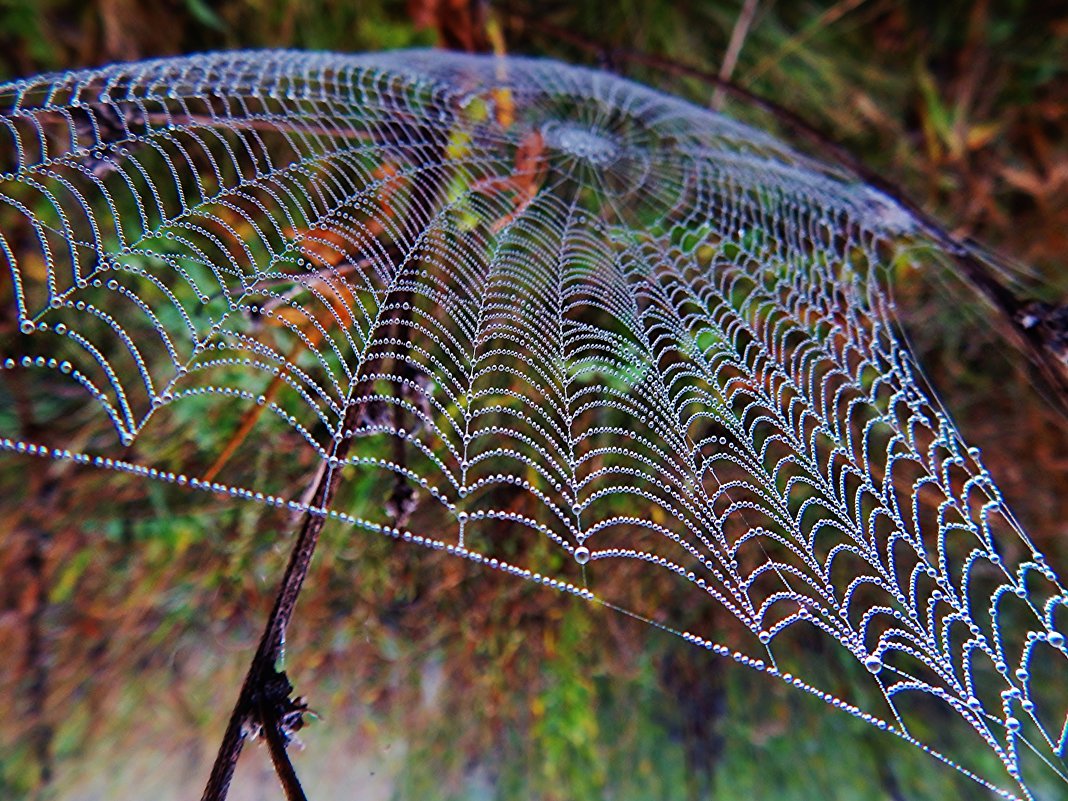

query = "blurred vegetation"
[0, 1, 1066, 800]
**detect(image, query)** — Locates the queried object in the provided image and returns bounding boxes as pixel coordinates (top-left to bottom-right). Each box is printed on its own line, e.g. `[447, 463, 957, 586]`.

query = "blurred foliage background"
[0, 1, 1066, 799]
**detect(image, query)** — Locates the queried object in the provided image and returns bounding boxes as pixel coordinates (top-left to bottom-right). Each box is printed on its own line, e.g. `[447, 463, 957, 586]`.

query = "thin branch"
[201, 118, 447, 798]
[503, 9, 889, 169]
[745, 0, 869, 85]
[262, 722, 308, 801]
[199, 399, 363, 801]
[257, 673, 311, 801]
[12, 416, 58, 795]
[23, 517, 54, 794]
[711, 0, 761, 110]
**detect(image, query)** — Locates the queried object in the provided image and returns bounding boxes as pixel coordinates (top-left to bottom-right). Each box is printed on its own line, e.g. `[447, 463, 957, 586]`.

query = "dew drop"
[19, 320, 35, 335]
[864, 655, 883, 673]
[574, 546, 590, 565]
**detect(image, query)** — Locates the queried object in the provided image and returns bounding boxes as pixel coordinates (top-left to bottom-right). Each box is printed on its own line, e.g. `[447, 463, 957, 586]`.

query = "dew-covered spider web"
[0, 49, 1065, 799]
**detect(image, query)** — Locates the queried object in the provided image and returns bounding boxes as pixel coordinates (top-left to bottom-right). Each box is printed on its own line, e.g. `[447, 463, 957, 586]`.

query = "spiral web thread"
[0, 50, 1065, 798]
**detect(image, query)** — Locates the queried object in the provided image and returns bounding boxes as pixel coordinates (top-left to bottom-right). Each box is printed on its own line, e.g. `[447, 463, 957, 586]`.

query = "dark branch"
[199, 398, 363, 801]
[202, 121, 448, 799]
[256, 671, 311, 801]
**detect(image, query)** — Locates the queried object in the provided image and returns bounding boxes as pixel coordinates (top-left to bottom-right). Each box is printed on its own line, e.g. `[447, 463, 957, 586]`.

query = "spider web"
[0, 49, 1065, 798]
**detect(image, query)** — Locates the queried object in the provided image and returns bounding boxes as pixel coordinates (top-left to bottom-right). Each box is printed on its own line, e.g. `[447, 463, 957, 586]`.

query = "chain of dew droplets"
[0, 49, 1065, 798]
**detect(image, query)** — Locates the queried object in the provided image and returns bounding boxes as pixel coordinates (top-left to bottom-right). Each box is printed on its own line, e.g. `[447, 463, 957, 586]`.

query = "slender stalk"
[24, 517, 54, 794]
[710, 0, 760, 110]
[262, 714, 309, 801]
[11, 399, 58, 796]
[257, 674, 311, 801]
[201, 118, 446, 797]
[200, 400, 363, 801]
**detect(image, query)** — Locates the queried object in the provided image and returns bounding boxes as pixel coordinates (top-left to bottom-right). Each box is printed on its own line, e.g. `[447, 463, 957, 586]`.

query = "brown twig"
[23, 517, 54, 793]
[199, 398, 363, 801]
[11, 418, 58, 795]
[256, 672, 311, 801]
[201, 109, 448, 798]
[744, 0, 869, 85]
[388, 288, 417, 526]
[710, 0, 761, 111]
[502, 9, 865, 170]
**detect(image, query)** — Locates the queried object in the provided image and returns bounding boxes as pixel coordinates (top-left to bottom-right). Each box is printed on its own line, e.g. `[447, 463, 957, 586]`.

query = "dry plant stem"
[25, 527, 53, 789]
[5, 398, 60, 796]
[23, 496, 55, 793]
[202, 338, 314, 484]
[506, 10, 1068, 415]
[200, 400, 363, 801]
[711, 0, 760, 110]
[6, 375, 57, 793]
[745, 0, 869, 84]
[259, 693, 310, 801]
[389, 289, 416, 517]
[202, 136, 445, 798]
